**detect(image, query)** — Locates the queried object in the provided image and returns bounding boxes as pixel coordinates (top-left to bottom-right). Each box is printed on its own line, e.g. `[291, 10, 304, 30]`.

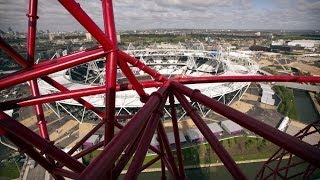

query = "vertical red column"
[102, 0, 117, 145]
[26, 0, 49, 140]
[102, 0, 118, 178]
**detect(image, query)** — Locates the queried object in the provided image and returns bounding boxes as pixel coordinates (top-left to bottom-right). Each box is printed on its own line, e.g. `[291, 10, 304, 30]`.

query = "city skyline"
[0, 0, 320, 32]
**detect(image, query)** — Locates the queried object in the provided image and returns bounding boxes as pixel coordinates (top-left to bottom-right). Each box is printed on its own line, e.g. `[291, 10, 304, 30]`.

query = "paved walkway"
[274, 82, 320, 92]
[121, 156, 291, 173]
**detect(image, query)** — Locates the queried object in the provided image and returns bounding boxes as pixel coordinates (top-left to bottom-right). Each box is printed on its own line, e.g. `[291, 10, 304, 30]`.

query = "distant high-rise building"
[117, 34, 121, 43]
[48, 33, 54, 41]
[255, 32, 261, 36]
[86, 33, 92, 41]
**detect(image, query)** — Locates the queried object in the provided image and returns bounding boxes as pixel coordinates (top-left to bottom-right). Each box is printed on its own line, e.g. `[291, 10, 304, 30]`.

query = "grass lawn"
[273, 86, 298, 120]
[0, 161, 19, 179]
[83, 136, 278, 170]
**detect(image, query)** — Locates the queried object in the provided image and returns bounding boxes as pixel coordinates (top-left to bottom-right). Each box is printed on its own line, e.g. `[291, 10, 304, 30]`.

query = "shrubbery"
[273, 86, 298, 120]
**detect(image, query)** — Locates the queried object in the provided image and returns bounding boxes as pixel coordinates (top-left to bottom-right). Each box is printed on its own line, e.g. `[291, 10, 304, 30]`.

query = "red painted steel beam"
[173, 90, 246, 179]
[139, 156, 161, 172]
[157, 121, 183, 179]
[171, 81, 320, 168]
[60, 0, 167, 83]
[0, 112, 86, 173]
[0, 80, 162, 111]
[4, 133, 64, 180]
[73, 141, 104, 160]
[118, 51, 167, 82]
[59, 0, 153, 100]
[0, 36, 28, 67]
[0, 48, 107, 89]
[0, 36, 105, 120]
[117, 60, 149, 102]
[77, 85, 169, 179]
[112, 122, 148, 179]
[25, 0, 50, 140]
[173, 75, 320, 84]
[158, 134, 167, 180]
[2, 74, 319, 111]
[68, 121, 104, 155]
[124, 102, 166, 179]
[114, 120, 162, 155]
[157, 129, 176, 178]
[58, 0, 113, 50]
[169, 94, 186, 179]
[102, 0, 117, 152]
[29, 80, 50, 139]
[0, 34, 107, 145]
[26, 0, 38, 64]
[41, 76, 105, 117]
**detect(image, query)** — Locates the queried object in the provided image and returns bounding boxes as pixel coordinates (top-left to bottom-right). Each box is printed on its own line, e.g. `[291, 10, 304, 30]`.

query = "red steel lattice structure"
[0, 0, 320, 179]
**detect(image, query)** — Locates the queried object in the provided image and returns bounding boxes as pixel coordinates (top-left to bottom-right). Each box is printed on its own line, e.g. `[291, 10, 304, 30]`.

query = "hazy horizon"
[1, 0, 320, 32]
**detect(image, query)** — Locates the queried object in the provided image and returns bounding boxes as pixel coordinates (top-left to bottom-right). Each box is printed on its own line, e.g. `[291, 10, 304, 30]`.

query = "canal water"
[119, 157, 320, 179]
[293, 89, 320, 124]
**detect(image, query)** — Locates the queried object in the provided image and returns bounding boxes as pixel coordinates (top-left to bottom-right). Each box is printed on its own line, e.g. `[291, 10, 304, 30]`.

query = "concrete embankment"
[308, 92, 320, 115]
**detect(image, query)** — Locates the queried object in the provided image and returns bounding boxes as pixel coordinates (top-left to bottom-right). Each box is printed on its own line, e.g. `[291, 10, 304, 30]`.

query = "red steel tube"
[157, 122, 181, 179]
[58, 0, 166, 84]
[0, 36, 105, 119]
[174, 75, 320, 84]
[26, 0, 38, 65]
[26, 0, 50, 140]
[73, 141, 104, 160]
[171, 81, 320, 168]
[68, 121, 105, 155]
[0, 36, 28, 67]
[139, 156, 161, 172]
[112, 123, 147, 179]
[41, 76, 105, 117]
[102, 0, 117, 149]
[173, 90, 246, 179]
[169, 94, 186, 179]
[77, 85, 169, 179]
[1, 74, 320, 110]
[0, 48, 107, 89]
[60, 0, 149, 105]
[0, 80, 162, 110]
[29, 79, 50, 139]
[117, 60, 149, 102]
[158, 133, 167, 180]
[4, 133, 63, 179]
[104, 69, 116, 151]
[114, 121, 162, 155]
[58, 0, 113, 50]
[124, 106, 164, 179]
[118, 51, 167, 82]
[0, 112, 86, 173]
[157, 128, 176, 178]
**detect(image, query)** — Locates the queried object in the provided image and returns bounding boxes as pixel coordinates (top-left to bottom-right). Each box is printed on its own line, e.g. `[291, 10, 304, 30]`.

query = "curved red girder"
[0, 0, 320, 180]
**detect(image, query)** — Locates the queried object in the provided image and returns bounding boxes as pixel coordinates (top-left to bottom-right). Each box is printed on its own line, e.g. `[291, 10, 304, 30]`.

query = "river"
[293, 89, 320, 124]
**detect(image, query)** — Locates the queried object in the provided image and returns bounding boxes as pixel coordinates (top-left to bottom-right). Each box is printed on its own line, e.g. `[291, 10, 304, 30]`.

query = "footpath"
[121, 156, 290, 173]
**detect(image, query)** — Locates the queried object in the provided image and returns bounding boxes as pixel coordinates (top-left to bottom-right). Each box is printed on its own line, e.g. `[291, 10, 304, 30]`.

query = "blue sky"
[0, 0, 319, 32]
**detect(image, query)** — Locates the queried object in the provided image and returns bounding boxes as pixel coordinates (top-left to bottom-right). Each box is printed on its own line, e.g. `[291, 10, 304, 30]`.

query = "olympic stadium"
[38, 47, 259, 123]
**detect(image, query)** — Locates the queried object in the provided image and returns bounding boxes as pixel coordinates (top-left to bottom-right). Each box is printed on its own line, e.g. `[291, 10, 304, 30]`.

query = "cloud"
[0, 0, 319, 32]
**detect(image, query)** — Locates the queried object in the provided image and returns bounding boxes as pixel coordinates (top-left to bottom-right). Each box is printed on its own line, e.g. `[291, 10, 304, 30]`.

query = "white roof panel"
[221, 120, 243, 133]
[186, 128, 203, 141]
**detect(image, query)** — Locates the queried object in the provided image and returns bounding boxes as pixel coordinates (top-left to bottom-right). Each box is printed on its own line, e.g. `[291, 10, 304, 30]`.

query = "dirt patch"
[288, 62, 320, 76]
[258, 60, 273, 67]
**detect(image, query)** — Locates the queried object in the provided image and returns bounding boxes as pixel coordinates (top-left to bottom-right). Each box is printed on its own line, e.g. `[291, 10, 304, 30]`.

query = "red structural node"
[0, 0, 320, 180]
